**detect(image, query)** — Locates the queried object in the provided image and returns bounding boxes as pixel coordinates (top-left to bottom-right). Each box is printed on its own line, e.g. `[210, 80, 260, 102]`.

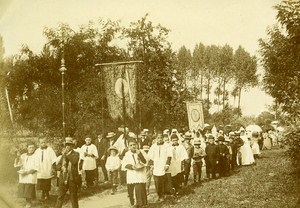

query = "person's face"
[85, 138, 92, 145]
[65, 144, 72, 152]
[27, 144, 35, 154]
[185, 139, 191, 144]
[163, 136, 169, 143]
[157, 134, 163, 143]
[209, 138, 214, 144]
[110, 150, 117, 156]
[194, 144, 200, 148]
[98, 135, 103, 140]
[129, 142, 137, 152]
[40, 139, 47, 148]
[172, 138, 179, 145]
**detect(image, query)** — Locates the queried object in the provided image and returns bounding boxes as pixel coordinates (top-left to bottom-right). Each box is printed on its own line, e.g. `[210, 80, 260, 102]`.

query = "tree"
[123, 14, 178, 129]
[192, 43, 206, 99]
[233, 46, 258, 115]
[5, 20, 124, 139]
[259, 0, 300, 170]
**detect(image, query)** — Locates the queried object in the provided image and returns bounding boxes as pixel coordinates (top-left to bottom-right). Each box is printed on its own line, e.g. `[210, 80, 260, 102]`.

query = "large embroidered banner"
[103, 63, 136, 120]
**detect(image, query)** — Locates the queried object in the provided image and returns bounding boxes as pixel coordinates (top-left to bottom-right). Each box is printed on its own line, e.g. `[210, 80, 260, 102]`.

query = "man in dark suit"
[205, 135, 219, 179]
[56, 137, 82, 208]
[94, 133, 109, 182]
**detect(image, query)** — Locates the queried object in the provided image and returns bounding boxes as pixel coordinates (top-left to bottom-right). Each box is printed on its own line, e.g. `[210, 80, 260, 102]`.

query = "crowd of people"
[14, 125, 280, 208]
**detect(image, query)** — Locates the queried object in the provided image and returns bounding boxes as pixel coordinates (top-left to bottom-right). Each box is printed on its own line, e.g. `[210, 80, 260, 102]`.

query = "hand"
[16, 151, 21, 157]
[101, 155, 105, 160]
[164, 165, 170, 171]
[84, 152, 88, 157]
[216, 161, 219, 164]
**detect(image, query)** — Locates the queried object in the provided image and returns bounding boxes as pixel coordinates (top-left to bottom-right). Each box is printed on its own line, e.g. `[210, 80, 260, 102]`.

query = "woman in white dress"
[239, 130, 255, 166]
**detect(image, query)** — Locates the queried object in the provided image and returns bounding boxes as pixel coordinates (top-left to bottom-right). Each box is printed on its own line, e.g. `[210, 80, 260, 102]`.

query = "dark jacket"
[218, 144, 229, 157]
[94, 138, 109, 160]
[57, 150, 81, 185]
[205, 143, 220, 162]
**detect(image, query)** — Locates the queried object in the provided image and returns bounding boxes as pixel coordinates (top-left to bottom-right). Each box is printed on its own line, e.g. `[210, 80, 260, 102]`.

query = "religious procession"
[13, 121, 282, 208]
[1, 1, 300, 208]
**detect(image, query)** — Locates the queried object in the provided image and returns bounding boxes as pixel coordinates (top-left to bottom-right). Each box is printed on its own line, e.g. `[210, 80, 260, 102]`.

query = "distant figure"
[148, 132, 172, 202]
[240, 130, 255, 166]
[14, 142, 39, 208]
[35, 138, 57, 201]
[192, 140, 206, 184]
[205, 135, 219, 179]
[169, 134, 188, 194]
[105, 146, 121, 194]
[56, 137, 81, 208]
[94, 133, 109, 183]
[251, 131, 261, 159]
[122, 138, 148, 207]
[81, 137, 98, 187]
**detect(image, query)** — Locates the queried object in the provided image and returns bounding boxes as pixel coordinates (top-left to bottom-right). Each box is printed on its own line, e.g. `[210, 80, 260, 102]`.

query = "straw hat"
[106, 132, 116, 138]
[107, 146, 118, 153]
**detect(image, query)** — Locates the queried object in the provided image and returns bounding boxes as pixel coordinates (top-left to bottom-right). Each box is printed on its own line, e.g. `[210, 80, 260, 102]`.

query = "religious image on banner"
[103, 64, 136, 120]
[186, 102, 204, 132]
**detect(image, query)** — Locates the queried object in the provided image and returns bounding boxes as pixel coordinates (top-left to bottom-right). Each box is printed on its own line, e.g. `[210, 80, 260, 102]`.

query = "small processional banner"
[186, 102, 204, 132]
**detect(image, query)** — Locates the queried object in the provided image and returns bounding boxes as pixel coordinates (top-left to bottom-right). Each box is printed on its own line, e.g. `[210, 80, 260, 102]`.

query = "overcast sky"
[0, 0, 280, 116]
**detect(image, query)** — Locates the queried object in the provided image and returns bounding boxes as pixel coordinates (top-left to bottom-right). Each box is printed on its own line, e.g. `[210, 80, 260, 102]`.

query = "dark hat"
[170, 134, 179, 140]
[217, 136, 225, 142]
[127, 137, 137, 144]
[207, 134, 215, 140]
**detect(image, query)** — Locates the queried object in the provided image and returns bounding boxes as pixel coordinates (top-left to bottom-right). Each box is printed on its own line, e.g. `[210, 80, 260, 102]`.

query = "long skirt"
[18, 183, 36, 199]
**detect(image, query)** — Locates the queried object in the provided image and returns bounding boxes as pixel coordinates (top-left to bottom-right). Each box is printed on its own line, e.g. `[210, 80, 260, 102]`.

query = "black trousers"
[206, 159, 217, 179]
[219, 156, 227, 177]
[154, 175, 166, 198]
[193, 161, 203, 181]
[56, 180, 79, 208]
[96, 160, 108, 182]
[85, 169, 95, 187]
[127, 183, 147, 206]
[171, 173, 183, 192]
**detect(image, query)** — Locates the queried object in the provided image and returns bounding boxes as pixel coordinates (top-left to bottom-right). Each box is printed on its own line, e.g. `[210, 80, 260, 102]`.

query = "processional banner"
[102, 63, 136, 120]
[186, 102, 204, 132]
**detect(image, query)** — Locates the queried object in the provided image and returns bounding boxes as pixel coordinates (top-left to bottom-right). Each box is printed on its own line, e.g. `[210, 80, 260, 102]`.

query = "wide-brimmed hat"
[142, 145, 150, 151]
[225, 138, 230, 142]
[106, 132, 116, 138]
[65, 137, 74, 145]
[107, 146, 118, 153]
[194, 140, 201, 145]
[184, 132, 192, 140]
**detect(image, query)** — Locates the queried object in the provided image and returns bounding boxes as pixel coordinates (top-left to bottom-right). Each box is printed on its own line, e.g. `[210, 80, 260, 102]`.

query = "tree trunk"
[222, 78, 226, 110]
[200, 70, 203, 100]
[207, 68, 210, 109]
[238, 87, 242, 116]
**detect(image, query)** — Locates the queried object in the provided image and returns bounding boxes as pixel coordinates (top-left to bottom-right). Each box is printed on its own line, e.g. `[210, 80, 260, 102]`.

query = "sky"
[0, 0, 280, 116]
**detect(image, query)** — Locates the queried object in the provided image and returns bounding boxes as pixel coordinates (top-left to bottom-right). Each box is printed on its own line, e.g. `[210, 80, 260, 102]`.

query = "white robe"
[169, 145, 188, 177]
[148, 143, 173, 176]
[122, 151, 147, 184]
[240, 136, 255, 165]
[35, 147, 57, 179]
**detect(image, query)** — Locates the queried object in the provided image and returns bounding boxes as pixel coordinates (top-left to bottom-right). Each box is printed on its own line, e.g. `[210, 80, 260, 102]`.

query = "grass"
[160, 149, 299, 208]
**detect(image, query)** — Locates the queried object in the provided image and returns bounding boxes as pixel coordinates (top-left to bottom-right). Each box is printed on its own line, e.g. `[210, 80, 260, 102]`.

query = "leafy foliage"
[260, 0, 300, 168]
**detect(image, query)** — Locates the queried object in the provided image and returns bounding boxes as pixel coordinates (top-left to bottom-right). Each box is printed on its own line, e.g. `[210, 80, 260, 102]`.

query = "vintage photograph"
[0, 0, 299, 207]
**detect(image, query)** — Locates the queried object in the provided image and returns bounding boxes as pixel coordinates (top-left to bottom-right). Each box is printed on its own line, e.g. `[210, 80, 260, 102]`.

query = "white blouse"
[105, 156, 121, 171]
[14, 153, 39, 184]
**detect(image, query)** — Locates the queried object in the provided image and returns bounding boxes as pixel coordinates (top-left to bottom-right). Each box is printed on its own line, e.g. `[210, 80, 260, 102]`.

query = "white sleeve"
[50, 148, 57, 164]
[92, 145, 99, 159]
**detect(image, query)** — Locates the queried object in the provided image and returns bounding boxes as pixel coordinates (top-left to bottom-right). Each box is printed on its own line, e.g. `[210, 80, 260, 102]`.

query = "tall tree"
[233, 46, 258, 115]
[260, 0, 300, 117]
[123, 14, 177, 129]
[192, 43, 206, 99]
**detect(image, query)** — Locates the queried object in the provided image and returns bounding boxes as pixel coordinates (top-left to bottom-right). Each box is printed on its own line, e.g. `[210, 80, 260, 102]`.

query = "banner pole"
[122, 65, 126, 146]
